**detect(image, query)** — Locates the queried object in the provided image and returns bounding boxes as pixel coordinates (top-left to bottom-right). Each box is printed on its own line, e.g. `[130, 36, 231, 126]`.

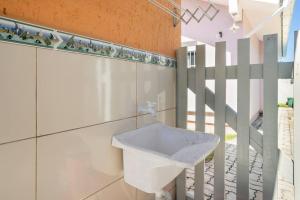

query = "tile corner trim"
[0, 16, 176, 68]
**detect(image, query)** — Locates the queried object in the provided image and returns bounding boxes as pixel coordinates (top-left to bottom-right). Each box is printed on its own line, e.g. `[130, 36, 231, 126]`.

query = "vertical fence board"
[194, 45, 206, 200]
[263, 34, 279, 200]
[176, 47, 188, 129]
[294, 31, 300, 200]
[214, 42, 226, 200]
[236, 38, 250, 200]
[177, 34, 283, 200]
[194, 163, 204, 200]
[176, 47, 188, 200]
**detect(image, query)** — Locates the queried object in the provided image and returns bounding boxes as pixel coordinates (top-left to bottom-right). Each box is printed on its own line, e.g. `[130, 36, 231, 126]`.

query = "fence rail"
[176, 34, 294, 200]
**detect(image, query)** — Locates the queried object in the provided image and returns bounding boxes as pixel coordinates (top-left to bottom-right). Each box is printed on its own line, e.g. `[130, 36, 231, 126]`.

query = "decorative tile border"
[0, 17, 176, 68]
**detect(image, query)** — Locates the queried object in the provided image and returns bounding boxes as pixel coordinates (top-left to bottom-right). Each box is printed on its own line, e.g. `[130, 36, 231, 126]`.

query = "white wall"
[278, 80, 294, 103]
[186, 43, 233, 113]
[182, 0, 264, 118]
[243, 16, 264, 118]
[0, 41, 176, 200]
[182, 0, 243, 65]
[185, 41, 262, 119]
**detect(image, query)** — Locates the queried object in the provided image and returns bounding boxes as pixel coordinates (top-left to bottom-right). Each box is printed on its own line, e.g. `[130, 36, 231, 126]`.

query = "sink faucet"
[138, 101, 157, 116]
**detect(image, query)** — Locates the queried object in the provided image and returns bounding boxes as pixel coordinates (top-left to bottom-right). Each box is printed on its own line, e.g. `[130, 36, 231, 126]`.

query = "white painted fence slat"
[294, 30, 300, 200]
[176, 47, 188, 200]
[195, 46, 206, 133]
[194, 163, 204, 200]
[176, 34, 287, 200]
[176, 47, 188, 129]
[236, 38, 250, 200]
[263, 34, 279, 200]
[250, 126, 263, 154]
[194, 45, 206, 200]
[188, 76, 264, 155]
[214, 41, 226, 200]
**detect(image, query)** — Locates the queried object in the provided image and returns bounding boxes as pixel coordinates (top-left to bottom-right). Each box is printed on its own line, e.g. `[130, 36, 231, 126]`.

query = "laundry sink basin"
[112, 123, 219, 194]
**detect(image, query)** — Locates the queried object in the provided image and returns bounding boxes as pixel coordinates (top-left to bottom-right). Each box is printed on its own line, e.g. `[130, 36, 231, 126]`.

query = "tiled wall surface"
[0, 42, 36, 144]
[0, 41, 176, 200]
[37, 49, 137, 135]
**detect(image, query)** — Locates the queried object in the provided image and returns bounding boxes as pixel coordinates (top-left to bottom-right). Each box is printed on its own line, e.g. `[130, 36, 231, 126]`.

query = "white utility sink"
[112, 123, 220, 195]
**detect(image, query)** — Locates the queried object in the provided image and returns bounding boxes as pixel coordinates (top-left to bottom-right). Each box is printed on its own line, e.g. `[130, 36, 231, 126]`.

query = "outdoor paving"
[186, 143, 263, 200]
[185, 108, 294, 200]
[278, 108, 294, 159]
[278, 108, 294, 200]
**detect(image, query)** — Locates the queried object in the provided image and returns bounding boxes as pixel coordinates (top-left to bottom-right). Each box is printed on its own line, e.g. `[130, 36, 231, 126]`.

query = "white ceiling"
[204, 0, 280, 7]
[203, 0, 228, 5]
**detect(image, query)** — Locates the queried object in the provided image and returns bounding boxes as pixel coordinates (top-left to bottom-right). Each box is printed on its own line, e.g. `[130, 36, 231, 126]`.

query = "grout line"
[35, 47, 38, 200]
[0, 107, 177, 146]
[136, 188, 138, 200]
[136, 63, 138, 129]
[81, 177, 124, 200]
[0, 136, 37, 146]
[37, 116, 138, 138]
[37, 107, 176, 138]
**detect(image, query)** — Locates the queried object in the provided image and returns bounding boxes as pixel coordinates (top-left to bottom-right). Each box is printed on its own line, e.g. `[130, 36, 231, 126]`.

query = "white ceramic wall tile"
[86, 179, 136, 200]
[137, 109, 176, 128]
[137, 63, 159, 113]
[0, 139, 36, 200]
[157, 109, 176, 127]
[136, 114, 157, 128]
[0, 42, 36, 144]
[37, 118, 136, 200]
[137, 63, 176, 114]
[157, 66, 176, 111]
[37, 49, 137, 135]
[137, 190, 155, 200]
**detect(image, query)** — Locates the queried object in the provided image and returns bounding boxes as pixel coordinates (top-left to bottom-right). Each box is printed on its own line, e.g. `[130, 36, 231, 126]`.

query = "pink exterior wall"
[182, 0, 243, 65]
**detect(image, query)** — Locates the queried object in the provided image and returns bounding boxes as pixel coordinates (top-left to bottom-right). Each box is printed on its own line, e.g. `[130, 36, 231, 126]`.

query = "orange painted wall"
[0, 0, 180, 57]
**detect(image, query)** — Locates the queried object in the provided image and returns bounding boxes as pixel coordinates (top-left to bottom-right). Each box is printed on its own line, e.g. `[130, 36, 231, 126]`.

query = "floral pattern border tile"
[0, 17, 176, 68]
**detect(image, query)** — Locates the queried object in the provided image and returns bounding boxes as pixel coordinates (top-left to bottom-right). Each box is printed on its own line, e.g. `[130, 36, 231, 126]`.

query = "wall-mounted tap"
[138, 101, 157, 116]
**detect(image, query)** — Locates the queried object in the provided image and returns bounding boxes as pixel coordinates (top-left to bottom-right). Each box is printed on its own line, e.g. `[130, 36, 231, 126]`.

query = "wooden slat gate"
[176, 34, 294, 200]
